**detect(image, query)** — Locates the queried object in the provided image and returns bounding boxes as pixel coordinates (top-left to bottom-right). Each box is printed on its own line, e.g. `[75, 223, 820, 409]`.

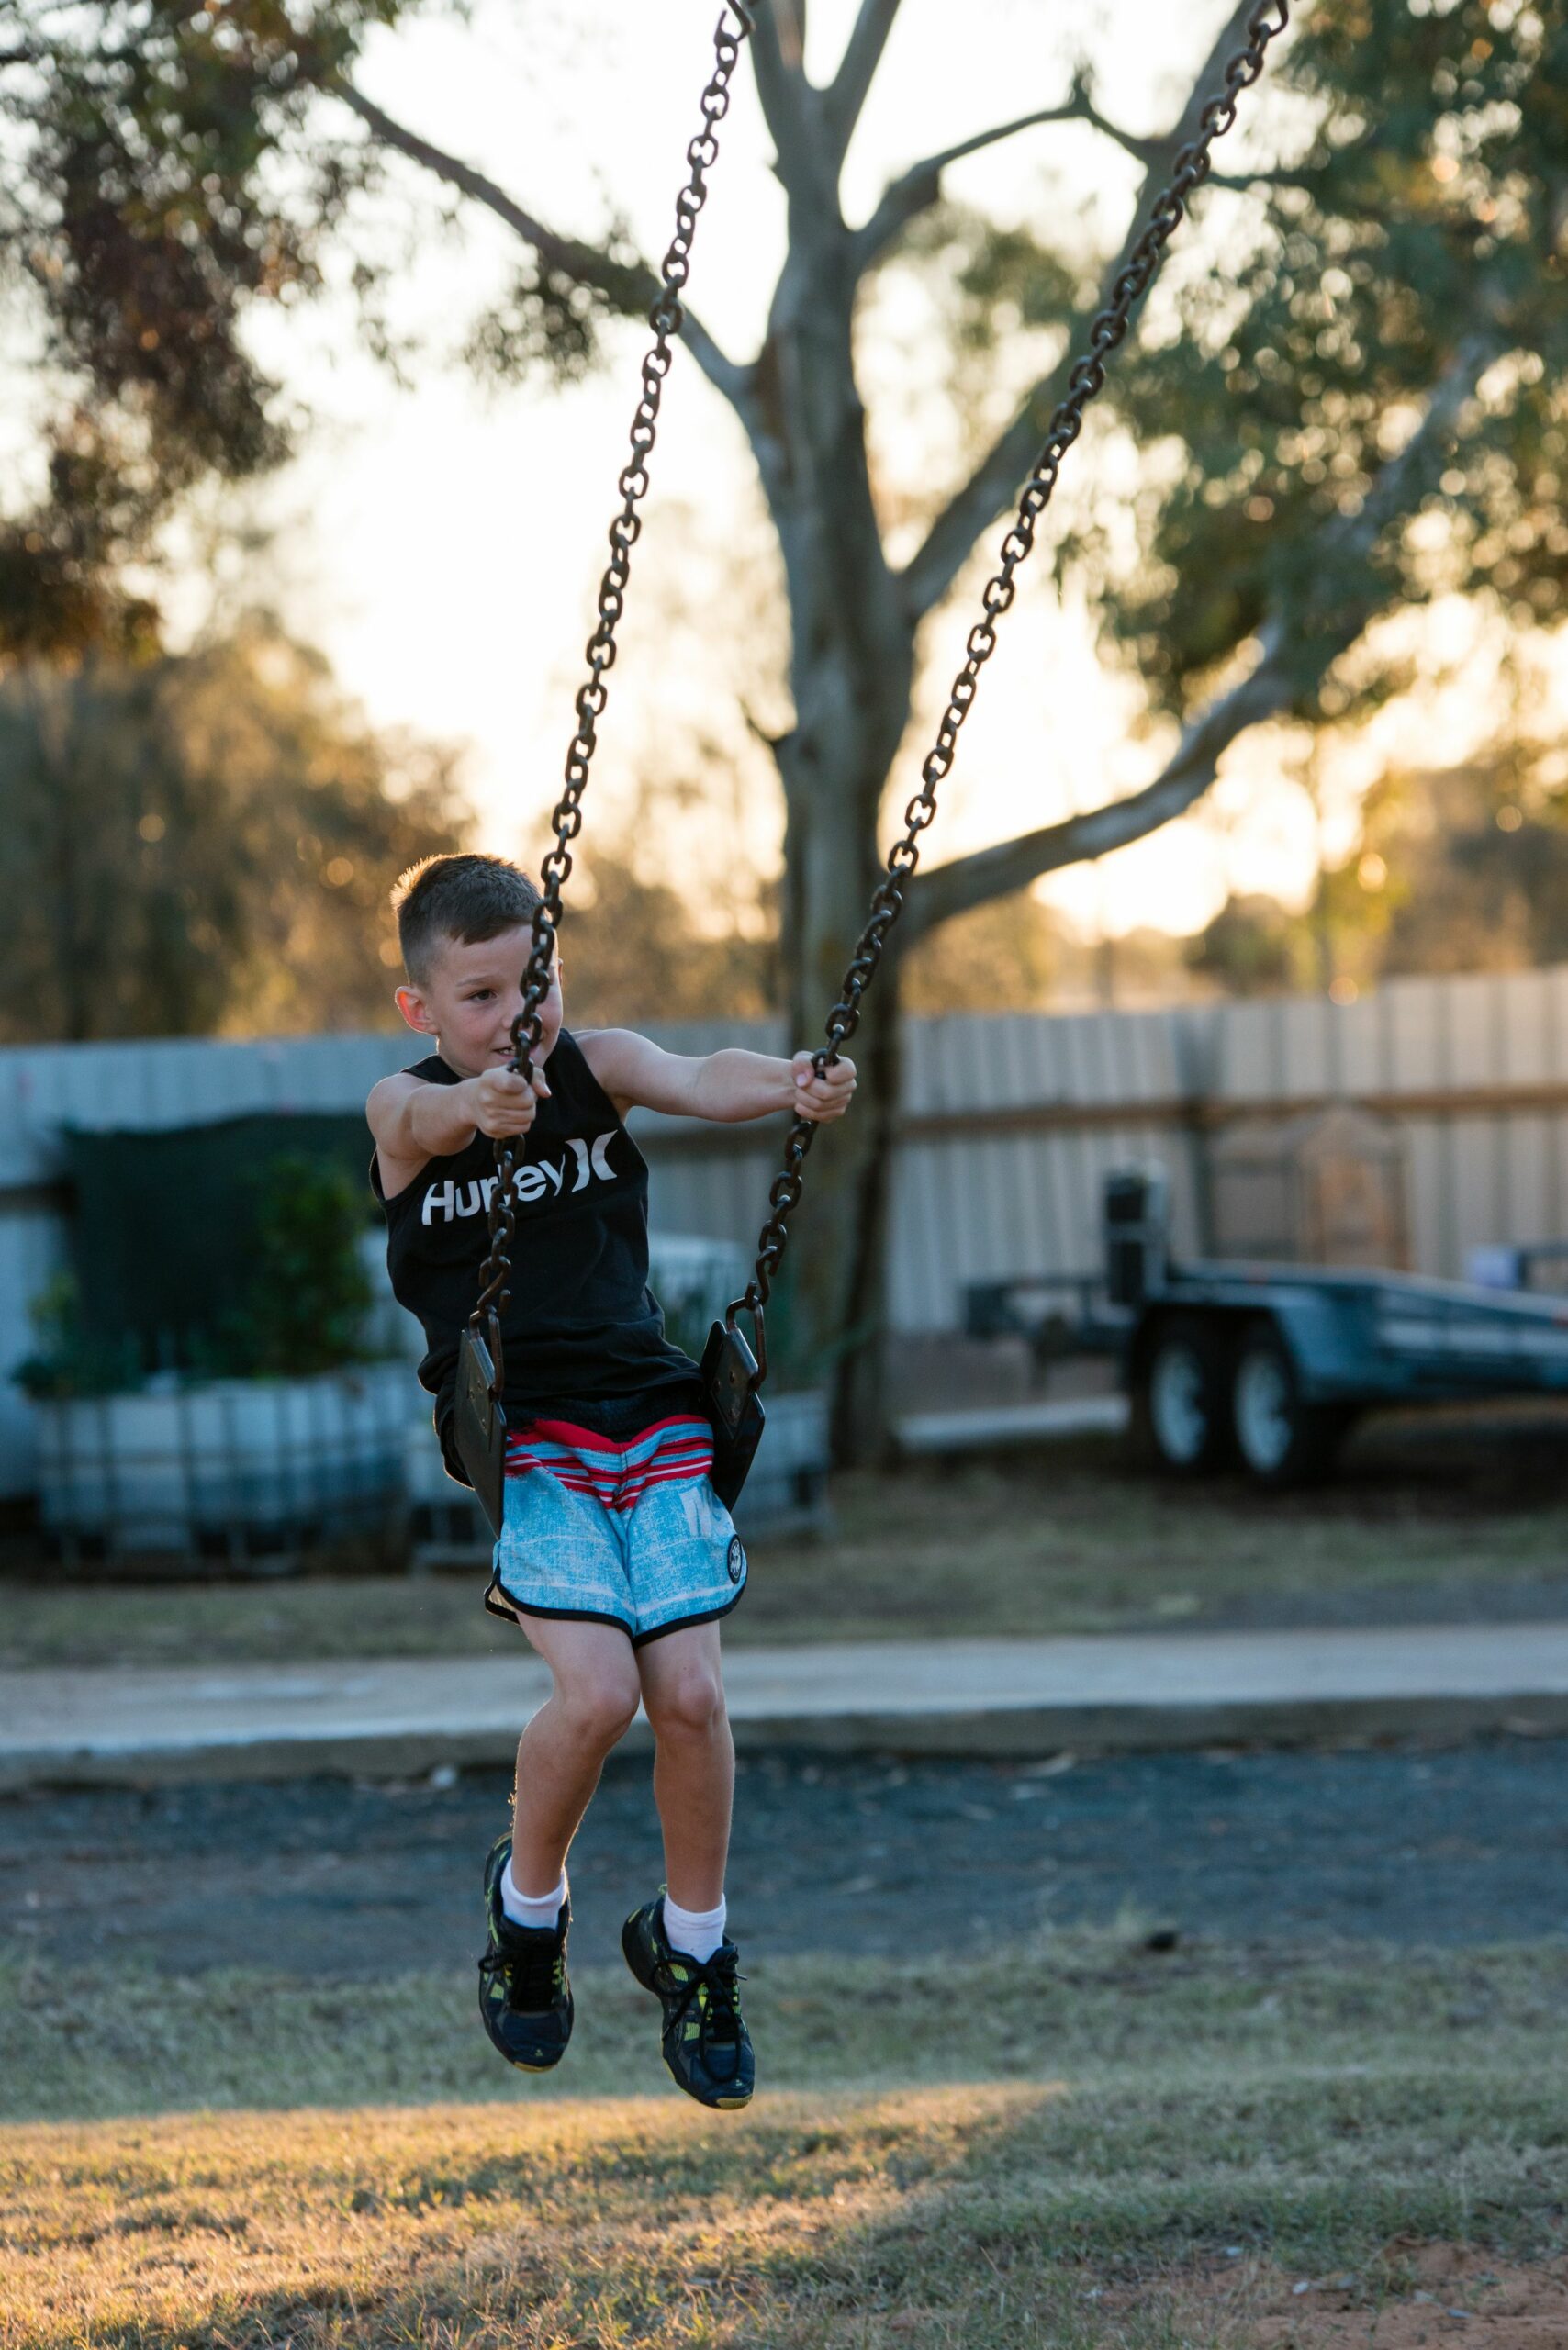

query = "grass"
[4, 1932, 1566, 2348]
[7, 1424, 1568, 1670]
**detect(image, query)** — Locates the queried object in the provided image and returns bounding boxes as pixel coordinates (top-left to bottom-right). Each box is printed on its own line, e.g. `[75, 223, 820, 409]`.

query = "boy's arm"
[367, 1067, 550, 1193]
[580, 1029, 856, 1126]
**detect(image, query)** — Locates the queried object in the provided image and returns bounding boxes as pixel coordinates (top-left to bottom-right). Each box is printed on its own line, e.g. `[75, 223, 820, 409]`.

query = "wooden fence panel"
[1387, 978, 1450, 1094]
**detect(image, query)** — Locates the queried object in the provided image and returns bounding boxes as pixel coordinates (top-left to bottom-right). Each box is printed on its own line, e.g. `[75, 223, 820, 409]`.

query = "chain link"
[732, 1, 1289, 1334]
[472, 4, 756, 1371]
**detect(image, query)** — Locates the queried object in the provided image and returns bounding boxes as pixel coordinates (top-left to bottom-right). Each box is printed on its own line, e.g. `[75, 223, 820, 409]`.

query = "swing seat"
[700, 1316, 767, 1511]
[454, 1321, 509, 1540]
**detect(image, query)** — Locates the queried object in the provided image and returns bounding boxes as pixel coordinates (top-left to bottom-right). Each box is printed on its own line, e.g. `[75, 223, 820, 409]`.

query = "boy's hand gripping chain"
[454, 6, 756, 1536]
[714, 2, 1290, 1421]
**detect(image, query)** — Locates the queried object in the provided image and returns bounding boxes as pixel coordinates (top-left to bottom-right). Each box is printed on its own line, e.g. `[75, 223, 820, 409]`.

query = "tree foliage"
[0, 621, 465, 1038]
[2, 0, 353, 651]
[0, 0, 651, 658]
[1093, 1, 1568, 716]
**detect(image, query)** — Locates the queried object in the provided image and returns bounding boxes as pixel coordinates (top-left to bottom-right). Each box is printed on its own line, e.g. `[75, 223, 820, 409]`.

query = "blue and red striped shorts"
[489, 1406, 746, 1645]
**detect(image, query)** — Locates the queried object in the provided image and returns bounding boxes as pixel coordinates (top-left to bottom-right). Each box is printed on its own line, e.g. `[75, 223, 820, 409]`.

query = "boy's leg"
[636, 1623, 734, 1912]
[624, 1622, 753, 2109]
[510, 1615, 643, 1894]
[477, 1494, 638, 2076]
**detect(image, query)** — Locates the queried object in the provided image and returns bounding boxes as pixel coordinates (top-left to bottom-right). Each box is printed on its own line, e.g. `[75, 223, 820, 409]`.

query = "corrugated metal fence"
[4, 963, 1567, 1495]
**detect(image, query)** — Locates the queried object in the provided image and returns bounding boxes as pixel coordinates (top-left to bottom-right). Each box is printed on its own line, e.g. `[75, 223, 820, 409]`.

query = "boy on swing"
[368, 852, 855, 2109]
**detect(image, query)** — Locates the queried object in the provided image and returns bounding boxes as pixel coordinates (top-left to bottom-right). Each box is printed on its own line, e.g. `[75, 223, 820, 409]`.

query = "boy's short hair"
[391, 854, 543, 987]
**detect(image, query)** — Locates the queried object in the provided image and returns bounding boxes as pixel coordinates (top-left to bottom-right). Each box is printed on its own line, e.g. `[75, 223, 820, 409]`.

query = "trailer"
[965, 1169, 1568, 1488]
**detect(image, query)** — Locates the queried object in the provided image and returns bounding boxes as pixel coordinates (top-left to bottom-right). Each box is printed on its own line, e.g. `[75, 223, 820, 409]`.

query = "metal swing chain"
[728, 0, 1289, 1346]
[472, 3, 756, 1374]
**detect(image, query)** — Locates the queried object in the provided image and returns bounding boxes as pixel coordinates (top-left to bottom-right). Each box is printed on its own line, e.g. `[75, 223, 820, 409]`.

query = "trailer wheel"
[1230, 1324, 1348, 1487]
[1136, 1314, 1234, 1474]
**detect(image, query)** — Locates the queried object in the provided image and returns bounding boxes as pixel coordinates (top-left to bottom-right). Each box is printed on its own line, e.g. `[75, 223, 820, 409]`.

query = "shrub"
[224, 1154, 376, 1378]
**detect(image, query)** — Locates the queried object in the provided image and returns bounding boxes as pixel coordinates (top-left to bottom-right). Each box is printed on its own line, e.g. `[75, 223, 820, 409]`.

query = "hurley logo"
[421, 1133, 618, 1225]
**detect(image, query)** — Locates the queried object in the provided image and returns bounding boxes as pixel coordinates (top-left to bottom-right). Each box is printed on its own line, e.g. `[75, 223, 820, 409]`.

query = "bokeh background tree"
[0, 622, 464, 1039]
[1194, 731, 1568, 996]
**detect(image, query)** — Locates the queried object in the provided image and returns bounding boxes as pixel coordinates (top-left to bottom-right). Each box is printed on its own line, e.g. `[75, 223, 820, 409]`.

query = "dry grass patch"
[4, 1937, 1568, 2349]
[9, 1435, 1568, 1668]
[736, 1447, 1568, 1645]
[1, 2088, 1033, 2350]
[5, 2076, 1567, 2350]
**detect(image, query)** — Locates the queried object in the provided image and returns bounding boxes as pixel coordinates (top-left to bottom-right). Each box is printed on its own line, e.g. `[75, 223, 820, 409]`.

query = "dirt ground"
[1162, 2242, 1568, 2346]
[6, 1734, 1568, 1978]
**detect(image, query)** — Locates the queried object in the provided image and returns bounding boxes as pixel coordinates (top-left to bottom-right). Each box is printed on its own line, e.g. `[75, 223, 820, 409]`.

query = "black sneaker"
[622, 1894, 755, 2110]
[476, 1835, 573, 2073]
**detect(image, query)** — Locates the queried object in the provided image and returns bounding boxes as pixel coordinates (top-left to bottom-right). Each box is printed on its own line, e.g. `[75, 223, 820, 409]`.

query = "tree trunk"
[26, 670, 92, 1044]
[774, 728, 905, 1459]
[746, 207, 916, 1460]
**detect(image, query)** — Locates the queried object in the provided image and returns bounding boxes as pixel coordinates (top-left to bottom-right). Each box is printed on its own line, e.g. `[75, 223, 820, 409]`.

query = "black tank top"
[372, 1033, 697, 1452]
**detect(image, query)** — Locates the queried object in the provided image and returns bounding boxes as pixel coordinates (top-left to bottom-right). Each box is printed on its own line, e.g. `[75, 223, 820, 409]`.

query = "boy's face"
[395, 924, 565, 1078]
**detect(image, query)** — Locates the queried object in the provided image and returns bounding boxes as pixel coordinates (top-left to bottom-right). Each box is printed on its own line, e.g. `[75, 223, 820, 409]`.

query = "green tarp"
[62, 1113, 376, 1371]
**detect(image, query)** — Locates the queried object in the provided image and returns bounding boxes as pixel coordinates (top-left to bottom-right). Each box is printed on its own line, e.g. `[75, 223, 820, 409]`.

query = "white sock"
[663, 1892, 727, 1964]
[501, 1861, 567, 1932]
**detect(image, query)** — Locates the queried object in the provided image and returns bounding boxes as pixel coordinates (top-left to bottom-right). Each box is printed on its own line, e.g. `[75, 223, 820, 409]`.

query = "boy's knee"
[645, 1665, 727, 1742]
[557, 1672, 641, 1751]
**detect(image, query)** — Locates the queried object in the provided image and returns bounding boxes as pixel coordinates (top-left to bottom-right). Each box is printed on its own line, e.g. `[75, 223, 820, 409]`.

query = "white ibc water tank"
[34, 1362, 410, 1556]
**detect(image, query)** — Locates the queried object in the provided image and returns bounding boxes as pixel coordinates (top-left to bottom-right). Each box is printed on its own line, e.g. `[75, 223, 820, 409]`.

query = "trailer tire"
[1134, 1314, 1235, 1475]
[1230, 1324, 1349, 1487]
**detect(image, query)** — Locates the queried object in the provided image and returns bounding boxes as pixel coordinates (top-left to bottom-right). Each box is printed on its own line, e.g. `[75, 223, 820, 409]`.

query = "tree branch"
[330, 76, 752, 412]
[770, 0, 807, 68]
[899, 330, 1501, 943]
[897, 0, 1271, 624]
[1071, 90, 1164, 171]
[900, 629, 1294, 941]
[1204, 166, 1323, 194]
[1313, 328, 1497, 565]
[332, 78, 637, 290]
[824, 0, 902, 164]
[748, 0, 834, 207]
[1205, 121, 1383, 200]
[853, 88, 1117, 274]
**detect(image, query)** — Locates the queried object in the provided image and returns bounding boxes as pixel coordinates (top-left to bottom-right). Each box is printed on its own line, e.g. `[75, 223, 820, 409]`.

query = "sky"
[166, 0, 1556, 945]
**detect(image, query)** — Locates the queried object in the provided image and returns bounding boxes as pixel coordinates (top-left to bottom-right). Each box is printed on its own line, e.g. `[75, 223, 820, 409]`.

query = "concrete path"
[7, 1621, 1568, 1788]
